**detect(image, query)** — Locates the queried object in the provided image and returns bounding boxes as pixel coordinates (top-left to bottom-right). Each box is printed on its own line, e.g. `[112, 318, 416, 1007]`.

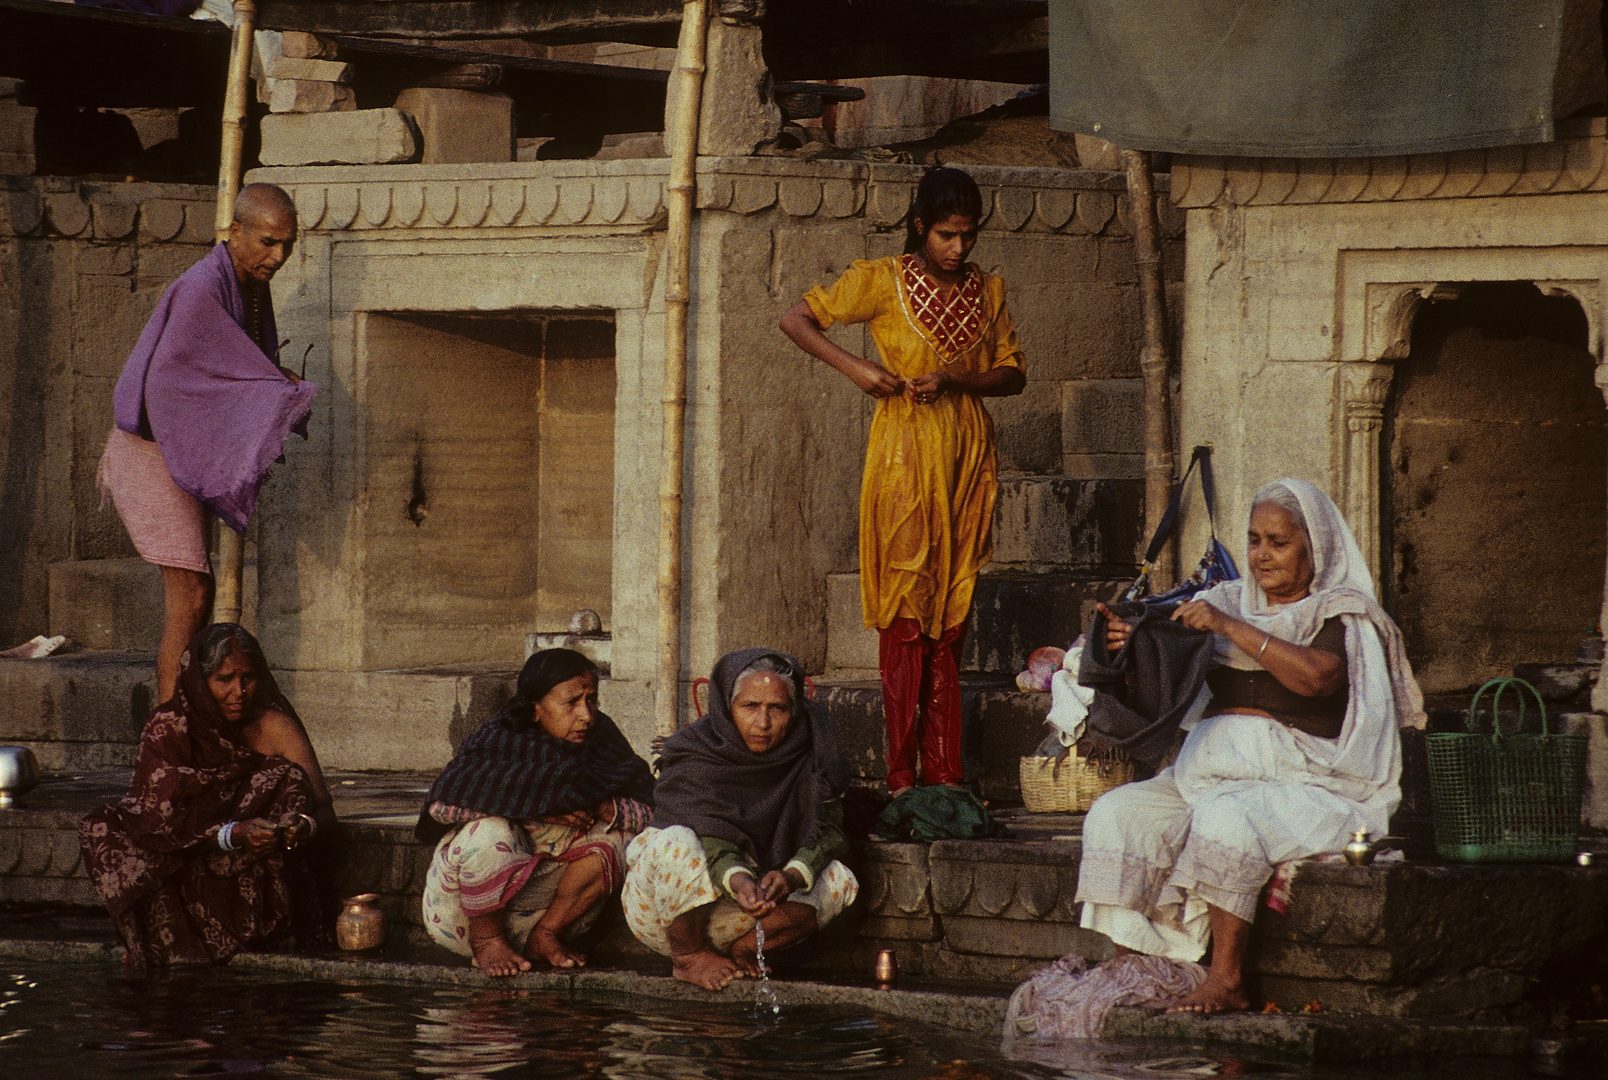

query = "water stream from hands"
[753, 922, 780, 1020]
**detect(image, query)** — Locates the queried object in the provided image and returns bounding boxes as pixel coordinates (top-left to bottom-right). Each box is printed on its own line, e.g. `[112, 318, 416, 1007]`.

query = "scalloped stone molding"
[1172, 119, 1608, 208]
[249, 158, 1179, 240]
[3, 179, 216, 242]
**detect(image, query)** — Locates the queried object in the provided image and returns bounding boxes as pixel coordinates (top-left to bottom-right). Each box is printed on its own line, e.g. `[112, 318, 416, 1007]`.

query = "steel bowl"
[0, 746, 40, 810]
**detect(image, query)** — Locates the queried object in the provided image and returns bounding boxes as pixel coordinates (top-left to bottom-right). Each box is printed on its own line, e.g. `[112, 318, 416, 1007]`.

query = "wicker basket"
[1019, 750, 1134, 813]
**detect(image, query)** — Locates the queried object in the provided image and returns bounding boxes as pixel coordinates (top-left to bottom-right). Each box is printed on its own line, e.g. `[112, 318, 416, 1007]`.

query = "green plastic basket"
[1426, 677, 1586, 863]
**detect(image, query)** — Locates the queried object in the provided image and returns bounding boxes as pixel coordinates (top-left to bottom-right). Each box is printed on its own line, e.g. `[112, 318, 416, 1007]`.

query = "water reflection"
[0, 966, 1602, 1080]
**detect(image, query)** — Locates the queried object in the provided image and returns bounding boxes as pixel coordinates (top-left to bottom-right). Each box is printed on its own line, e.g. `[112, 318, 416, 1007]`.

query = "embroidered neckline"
[896, 254, 987, 360]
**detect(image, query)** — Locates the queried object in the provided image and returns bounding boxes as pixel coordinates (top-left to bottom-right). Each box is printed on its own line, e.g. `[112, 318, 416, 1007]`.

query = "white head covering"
[1197, 479, 1426, 730]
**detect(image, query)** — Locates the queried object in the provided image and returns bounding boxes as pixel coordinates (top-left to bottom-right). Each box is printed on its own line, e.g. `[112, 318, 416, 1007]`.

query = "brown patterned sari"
[79, 637, 322, 966]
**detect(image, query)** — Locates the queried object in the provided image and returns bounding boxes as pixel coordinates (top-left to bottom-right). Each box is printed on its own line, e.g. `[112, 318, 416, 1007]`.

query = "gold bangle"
[1256, 633, 1272, 662]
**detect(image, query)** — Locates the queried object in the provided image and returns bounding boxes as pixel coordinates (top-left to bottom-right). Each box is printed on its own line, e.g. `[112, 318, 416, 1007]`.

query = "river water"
[0, 964, 1600, 1080]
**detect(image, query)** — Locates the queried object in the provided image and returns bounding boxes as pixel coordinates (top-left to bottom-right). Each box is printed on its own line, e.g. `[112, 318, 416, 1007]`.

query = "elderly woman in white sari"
[1076, 479, 1425, 1013]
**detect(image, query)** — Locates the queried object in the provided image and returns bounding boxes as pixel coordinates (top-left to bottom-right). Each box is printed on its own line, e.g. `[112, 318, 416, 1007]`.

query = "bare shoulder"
[245, 707, 312, 758]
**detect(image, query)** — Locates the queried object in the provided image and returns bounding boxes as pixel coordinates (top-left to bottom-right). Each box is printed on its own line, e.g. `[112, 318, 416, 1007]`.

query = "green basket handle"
[1467, 677, 1549, 738]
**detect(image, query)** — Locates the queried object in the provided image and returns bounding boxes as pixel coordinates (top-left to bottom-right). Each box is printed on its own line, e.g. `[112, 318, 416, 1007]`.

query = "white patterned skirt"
[422, 816, 629, 957]
[621, 826, 858, 957]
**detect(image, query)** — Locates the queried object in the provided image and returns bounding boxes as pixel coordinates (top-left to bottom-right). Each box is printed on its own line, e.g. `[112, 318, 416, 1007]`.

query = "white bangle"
[218, 821, 238, 852]
[1256, 633, 1272, 662]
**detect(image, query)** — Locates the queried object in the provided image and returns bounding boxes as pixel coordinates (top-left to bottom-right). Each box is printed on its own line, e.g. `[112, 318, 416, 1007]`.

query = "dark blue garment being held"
[1078, 600, 1215, 772]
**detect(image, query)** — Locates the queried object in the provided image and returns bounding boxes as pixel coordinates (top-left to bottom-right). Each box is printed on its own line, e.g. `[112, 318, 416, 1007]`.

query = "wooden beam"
[257, 0, 683, 44]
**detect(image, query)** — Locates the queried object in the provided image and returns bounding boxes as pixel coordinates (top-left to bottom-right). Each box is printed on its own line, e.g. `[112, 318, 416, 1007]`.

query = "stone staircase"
[818, 473, 1140, 802]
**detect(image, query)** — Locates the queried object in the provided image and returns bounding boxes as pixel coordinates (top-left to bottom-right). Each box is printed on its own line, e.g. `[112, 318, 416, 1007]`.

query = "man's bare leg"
[666, 904, 741, 990]
[1167, 904, 1250, 1013]
[524, 854, 606, 969]
[728, 901, 817, 977]
[467, 912, 531, 976]
[157, 566, 212, 702]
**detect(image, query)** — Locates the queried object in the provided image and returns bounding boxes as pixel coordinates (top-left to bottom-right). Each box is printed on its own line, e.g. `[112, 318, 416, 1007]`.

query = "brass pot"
[0, 746, 39, 810]
[336, 893, 386, 951]
[1343, 829, 1378, 866]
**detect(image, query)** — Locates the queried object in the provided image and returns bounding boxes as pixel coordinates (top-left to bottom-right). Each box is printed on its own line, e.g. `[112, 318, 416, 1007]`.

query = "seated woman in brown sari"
[418, 649, 654, 975]
[80, 623, 335, 966]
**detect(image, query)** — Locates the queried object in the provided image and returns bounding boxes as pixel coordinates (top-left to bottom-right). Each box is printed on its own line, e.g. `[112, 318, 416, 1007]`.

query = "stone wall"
[1170, 122, 1608, 695]
[0, 176, 217, 649]
[250, 156, 1166, 763]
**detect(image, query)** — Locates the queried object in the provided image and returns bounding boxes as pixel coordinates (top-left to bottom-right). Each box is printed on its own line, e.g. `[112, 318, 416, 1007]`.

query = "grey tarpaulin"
[1049, 0, 1605, 157]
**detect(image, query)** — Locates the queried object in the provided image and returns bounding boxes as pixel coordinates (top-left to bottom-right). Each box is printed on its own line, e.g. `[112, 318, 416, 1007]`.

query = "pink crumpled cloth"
[1005, 953, 1207, 1040]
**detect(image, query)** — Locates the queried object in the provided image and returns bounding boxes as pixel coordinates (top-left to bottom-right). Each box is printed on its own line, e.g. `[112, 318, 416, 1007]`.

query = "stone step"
[817, 675, 1051, 801]
[0, 652, 157, 769]
[825, 571, 1129, 677]
[47, 558, 164, 653]
[0, 652, 524, 773]
[1512, 661, 1598, 706]
[990, 475, 1142, 574]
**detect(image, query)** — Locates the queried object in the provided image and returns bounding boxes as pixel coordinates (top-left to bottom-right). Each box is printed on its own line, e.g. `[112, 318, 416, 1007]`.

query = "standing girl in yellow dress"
[780, 167, 1026, 796]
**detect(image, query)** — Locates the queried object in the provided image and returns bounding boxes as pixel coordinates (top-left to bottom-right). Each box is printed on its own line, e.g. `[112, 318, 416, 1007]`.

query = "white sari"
[1075, 479, 1425, 960]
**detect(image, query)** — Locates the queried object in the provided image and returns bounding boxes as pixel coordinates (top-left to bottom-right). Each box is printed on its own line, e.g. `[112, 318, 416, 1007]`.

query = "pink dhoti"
[98, 428, 211, 575]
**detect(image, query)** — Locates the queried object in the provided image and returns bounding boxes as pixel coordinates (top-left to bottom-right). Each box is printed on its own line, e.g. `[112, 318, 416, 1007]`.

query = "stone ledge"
[249, 157, 1176, 238]
[1174, 119, 1608, 208]
[1, 176, 215, 240]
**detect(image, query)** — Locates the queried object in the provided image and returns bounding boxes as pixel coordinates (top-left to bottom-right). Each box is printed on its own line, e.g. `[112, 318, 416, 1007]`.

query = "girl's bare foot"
[470, 934, 532, 977]
[1166, 973, 1248, 1014]
[672, 949, 742, 990]
[525, 925, 585, 969]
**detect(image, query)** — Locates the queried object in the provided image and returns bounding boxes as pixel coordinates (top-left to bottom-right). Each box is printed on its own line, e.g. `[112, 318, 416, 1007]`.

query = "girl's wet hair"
[194, 622, 268, 679]
[904, 167, 984, 254]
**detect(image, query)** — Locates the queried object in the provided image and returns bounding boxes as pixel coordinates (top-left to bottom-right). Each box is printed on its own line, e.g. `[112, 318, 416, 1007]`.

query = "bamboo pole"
[655, 0, 709, 742]
[211, 0, 258, 625]
[1122, 148, 1177, 591]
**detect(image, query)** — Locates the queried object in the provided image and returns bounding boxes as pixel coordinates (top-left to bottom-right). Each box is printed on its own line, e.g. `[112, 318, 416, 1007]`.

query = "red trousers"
[879, 617, 965, 791]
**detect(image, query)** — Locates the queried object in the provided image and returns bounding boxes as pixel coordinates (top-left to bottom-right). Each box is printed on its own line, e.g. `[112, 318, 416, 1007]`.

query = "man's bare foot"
[1166, 973, 1248, 1014]
[470, 934, 532, 977]
[525, 926, 586, 969]
[673, 949, 743, 991]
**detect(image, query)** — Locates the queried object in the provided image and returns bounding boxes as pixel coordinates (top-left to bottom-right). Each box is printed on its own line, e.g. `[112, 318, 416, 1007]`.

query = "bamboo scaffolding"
[211, 0, 258, 625]
[655, 0, 709, 741]
[1122, 148, 1177, 590]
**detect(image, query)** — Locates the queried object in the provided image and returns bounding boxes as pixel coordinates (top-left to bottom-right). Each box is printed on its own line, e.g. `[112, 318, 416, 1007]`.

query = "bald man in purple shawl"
[99, 184, 316, 702]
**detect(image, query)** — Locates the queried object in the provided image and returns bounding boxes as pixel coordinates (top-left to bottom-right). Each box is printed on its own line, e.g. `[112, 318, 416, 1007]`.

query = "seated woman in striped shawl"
[416, 649, 654, 974]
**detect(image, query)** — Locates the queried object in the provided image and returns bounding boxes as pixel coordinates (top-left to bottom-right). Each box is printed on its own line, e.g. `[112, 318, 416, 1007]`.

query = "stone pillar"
[1340, 361, 1395, 584]
[662, 17, 781, 156]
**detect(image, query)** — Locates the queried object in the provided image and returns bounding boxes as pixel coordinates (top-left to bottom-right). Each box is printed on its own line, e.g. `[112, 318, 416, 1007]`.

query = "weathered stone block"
[259, 79, 356, 115]
[855, 841, 932, 918]
[0, 98, 35, 175]
[968, 689, 1053, 802]
[992, 476, 1144, 572]
[258, 110, 419, 167]
[1062, 378, 1143, 458]
[280, 31, 338, 60]
[263, 57, 352, 84]
[943, 915, 1107, 959]
[1250, 861, 1608, 1014]
[989, 390, 1063, 474]
[0, 652, 155, 751]
[47, 558, 164, 652]
[824, 572, 876, 674]
[928, 838, 1081, 922]
[393, 89, 513, 165]
[963, 572, 1126, 675]
[1257, 969, 1531, 1019]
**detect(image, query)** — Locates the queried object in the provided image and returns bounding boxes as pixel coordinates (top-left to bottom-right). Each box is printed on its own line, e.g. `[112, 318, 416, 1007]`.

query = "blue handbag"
[1121, 445, 1240, 604]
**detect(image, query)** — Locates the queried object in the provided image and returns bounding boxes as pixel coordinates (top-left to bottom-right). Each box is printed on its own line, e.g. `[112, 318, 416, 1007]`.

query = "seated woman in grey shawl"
[623, 648, 859, 990]
[1077, 480, 1424, 1014]
[417, 649, 654, 975]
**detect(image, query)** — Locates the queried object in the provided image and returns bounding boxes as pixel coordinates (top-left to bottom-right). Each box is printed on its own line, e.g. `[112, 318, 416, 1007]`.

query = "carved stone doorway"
[1383, 282, 1606, 694]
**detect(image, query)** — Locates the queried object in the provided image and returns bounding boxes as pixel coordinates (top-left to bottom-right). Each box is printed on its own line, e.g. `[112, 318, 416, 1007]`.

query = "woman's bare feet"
[467, 912, 531, 976]
[525, 925, 586, 969]
[470, 934, 532, 977]
[672, 948, 742, 990]
[1166, 972, 1248, 1014]
[728, 943, 763, 978]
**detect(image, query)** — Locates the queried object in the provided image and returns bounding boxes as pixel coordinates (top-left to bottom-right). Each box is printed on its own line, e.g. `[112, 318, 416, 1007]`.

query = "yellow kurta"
[805, 256, 1025, 638]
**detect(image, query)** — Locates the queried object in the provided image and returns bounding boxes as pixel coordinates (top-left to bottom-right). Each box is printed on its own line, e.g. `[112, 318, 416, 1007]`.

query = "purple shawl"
[112, 242, 316, 533]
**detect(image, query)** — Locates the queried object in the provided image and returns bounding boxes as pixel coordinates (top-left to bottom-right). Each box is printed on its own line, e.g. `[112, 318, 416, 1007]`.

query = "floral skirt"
[621, 826, 858, 957]
[422, 816, 628, 957]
